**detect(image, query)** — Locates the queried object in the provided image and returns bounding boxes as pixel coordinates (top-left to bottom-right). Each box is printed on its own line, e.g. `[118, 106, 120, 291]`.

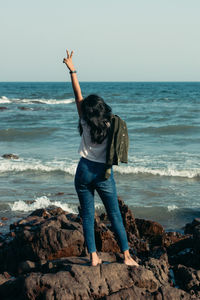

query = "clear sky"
[0, 0, 200, 81]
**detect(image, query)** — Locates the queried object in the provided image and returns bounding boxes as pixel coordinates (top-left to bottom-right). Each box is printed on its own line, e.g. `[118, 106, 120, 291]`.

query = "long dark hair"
[79, 94, 112, 144]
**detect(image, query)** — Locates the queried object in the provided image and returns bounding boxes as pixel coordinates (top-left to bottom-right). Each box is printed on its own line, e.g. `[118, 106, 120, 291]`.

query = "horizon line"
[0, 80, 200, 83]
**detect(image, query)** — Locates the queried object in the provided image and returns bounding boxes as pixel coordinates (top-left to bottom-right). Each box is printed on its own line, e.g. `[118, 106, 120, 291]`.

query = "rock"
[2, 154, 19, 159]
[17, 106, 32, 110]
[156, 286, 194, 300]
[193, 225, 200, 251]
[29, 208, 51, 218]
[185, 218, 200, 235]
[0, 208, 85, 274]
[0, 257, 159, 300]
[94, 218, 121, 253]
[174, 264, 200, 294]
[0, 202, 199, 299]
[106, 285, 194, 300]
[163, 223, 200, 269]
[133, 218, 165, 251]
[1, 217, 8, 221]
[18, 260, 36, 274]
[145, 257, 169, 285]
[25, 200, 35, 205]
[118, 196, 140, 239]
[55, 192, 65, 196]
[0, 276, 24, 300]
[0, 272, 12, 285]
[136, 218, 164, 237]
[0, 107, 8, 111]
[163, 232, 193, 250]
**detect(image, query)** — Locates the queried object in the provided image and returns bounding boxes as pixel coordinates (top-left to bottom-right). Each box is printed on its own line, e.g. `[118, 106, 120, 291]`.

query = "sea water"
[0, 82, 199, 232]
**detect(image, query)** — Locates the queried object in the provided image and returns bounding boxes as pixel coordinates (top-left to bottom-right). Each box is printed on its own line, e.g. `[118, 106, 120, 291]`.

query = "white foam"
[0, 96, 74, 105]
[0, 158, 77, 176]
[0, 159, 200, 178]
[22, 98, 74, 105]
[0, 96, 11, 103]
[167, 205, 178, 212]
[0, 157, 199, 179]
[113, 165, 200, 179]
[9, 196, 77, 213]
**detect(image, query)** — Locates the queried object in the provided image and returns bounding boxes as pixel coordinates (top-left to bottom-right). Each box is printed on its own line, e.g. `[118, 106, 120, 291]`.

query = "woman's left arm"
[63, 50, 83, 116]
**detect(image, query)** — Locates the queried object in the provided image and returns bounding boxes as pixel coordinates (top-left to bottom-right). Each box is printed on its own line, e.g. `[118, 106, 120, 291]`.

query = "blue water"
[0, 82, 200, 232]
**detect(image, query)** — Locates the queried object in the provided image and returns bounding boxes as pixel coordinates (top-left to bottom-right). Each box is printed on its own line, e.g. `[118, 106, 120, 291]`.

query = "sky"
[0, 0, 200, 82]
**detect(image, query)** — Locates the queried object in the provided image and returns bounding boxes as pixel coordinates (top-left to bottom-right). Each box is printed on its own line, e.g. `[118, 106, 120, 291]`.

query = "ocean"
[0, 82, 199, 233]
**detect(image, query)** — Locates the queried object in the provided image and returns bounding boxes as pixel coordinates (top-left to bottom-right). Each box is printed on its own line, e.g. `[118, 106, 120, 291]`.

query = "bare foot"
[124, 256, 139, 267]
[90, 252, 102, 266]
[123, 250, 139, 267]
[91, 257, 102, 266]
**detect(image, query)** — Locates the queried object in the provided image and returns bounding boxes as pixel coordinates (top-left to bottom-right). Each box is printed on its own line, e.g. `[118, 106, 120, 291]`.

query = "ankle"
[90, 251, 98, 259]
[123, 250, 131, 259]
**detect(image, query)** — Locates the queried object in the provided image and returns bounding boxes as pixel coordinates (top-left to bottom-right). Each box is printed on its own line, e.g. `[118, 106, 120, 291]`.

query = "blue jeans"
[74, 157, 129, 253]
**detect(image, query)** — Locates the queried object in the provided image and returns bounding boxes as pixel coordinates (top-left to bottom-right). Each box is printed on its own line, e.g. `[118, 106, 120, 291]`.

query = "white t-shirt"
[78, 119, 108, 163]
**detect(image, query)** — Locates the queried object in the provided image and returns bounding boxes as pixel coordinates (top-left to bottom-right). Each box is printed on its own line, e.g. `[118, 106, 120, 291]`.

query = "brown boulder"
[136, 218, 164, 237]
[0, 208, 85, 274]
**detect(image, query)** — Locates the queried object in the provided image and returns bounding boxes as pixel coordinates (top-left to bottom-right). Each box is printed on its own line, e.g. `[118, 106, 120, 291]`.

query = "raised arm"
[63, 50, 83, 116]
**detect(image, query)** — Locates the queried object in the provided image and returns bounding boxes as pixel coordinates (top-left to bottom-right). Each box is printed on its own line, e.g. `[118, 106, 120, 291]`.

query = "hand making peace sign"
[63, 49, 75, 72]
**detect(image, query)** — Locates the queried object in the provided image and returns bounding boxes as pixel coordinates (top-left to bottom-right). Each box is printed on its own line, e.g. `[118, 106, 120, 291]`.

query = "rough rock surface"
[0, 198, 199, 299]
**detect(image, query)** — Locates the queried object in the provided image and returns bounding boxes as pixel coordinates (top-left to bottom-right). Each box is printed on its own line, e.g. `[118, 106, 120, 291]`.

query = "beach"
[0, 81, 200, 233]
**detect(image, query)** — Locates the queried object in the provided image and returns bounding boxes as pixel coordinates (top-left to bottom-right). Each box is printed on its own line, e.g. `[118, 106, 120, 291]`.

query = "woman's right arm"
[63, 50, 83, 116]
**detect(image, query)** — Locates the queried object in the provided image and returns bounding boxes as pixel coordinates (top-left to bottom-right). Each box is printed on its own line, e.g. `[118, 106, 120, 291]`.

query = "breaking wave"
[0, 96, 11, 103]
[9, 196, 101, 213]
[114, 165, 200, 179]
[0, 96, 74, 105]
[9, 196, 77, 213]
[0, 158, 199, 179]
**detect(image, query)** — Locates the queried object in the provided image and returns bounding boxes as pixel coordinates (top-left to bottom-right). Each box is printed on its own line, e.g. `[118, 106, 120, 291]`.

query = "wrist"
[69, 66, 76, 72]
[69, 70, 77, 74]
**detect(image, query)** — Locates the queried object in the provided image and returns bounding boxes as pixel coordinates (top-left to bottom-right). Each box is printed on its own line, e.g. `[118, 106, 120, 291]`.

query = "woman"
[63, 50, 138, 267]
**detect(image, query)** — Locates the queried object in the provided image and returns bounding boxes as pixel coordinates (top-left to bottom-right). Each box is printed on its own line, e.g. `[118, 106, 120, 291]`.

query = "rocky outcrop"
[0, 198, 199, 299]
[0, 207, 85, 274]
[2, 153, 19, 159]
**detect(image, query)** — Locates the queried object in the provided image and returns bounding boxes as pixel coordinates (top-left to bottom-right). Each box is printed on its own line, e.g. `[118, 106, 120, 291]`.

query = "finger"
[70, 50, 74, 58]
[66, 49, 70, 58]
